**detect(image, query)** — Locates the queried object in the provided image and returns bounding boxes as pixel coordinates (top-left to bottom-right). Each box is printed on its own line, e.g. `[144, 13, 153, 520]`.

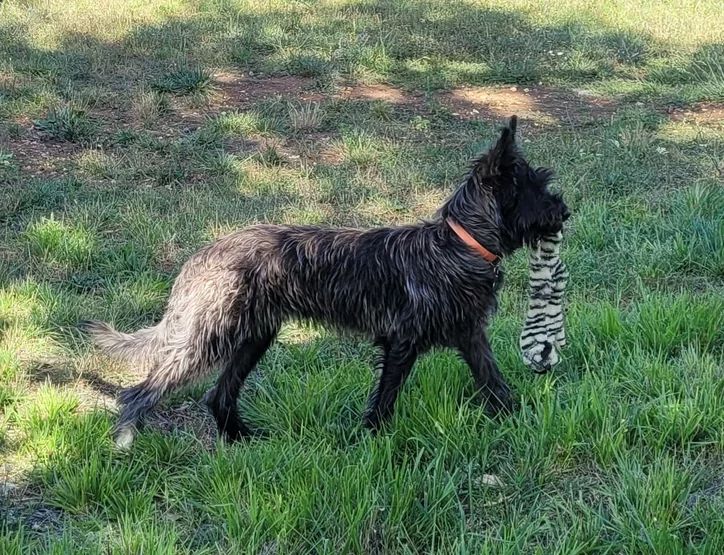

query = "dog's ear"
[476, 115, 519, 179]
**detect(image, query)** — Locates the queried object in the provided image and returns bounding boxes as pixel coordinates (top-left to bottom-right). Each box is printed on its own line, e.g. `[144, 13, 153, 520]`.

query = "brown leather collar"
[446, 218, 500, 264]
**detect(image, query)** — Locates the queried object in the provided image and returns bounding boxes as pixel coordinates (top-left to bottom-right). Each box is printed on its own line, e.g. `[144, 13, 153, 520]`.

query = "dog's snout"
[561, 205, 571, 222]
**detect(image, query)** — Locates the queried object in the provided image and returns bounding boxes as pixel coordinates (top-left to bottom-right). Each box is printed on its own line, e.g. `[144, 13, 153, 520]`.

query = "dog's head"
[481, 116, 570, 251]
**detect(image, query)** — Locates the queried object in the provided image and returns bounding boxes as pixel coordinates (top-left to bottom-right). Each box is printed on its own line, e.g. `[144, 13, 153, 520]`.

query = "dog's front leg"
[362, 339, 418, 432]
[458, 332, 513, 416]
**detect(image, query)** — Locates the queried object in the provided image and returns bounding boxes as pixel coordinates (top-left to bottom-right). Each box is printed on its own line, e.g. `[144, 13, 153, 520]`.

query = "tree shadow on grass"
[2, 3, 720, 234]
[2, 1, 720, 125]
[2, 1, 720, 235]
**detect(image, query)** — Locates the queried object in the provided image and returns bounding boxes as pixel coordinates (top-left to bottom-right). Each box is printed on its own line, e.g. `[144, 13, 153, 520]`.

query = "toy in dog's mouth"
[520, 230, 568, 373]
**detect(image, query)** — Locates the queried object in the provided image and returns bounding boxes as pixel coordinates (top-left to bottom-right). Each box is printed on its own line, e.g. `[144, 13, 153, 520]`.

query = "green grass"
[152, 66, 214, 96]
[1, 0, 723, 552]
[33, 106, 98, 143]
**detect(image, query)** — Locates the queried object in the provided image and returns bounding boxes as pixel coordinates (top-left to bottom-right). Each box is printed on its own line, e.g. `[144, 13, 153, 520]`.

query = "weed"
[24, 215, 98, 270]
[256, 144, 285, 167]
[0, 149, 17, 180]
[152, 66, 213, 96]
[342, 130, 383, 167]
[287, 54, 331, 78]
[33, 105, 97, 142]
[77, 149, 122, 180]
[287, 101, 325, 133]
[131, 86, 169, 124]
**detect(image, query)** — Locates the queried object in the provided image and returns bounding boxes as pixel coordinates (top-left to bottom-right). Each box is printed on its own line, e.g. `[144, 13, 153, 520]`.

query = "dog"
[81, 116, 570, 448]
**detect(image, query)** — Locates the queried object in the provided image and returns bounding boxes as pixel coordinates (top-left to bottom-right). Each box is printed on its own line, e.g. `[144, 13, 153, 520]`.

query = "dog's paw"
[113, 425, 137, 451]
[483, 381, 514, 417]
[200, 387, 217, 408]
[361, 413, 386, 435]
[222, 425, 267, 444]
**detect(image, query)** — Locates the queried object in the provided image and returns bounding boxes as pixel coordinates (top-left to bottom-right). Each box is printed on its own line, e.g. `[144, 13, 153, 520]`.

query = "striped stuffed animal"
[520, 231, 568, 373]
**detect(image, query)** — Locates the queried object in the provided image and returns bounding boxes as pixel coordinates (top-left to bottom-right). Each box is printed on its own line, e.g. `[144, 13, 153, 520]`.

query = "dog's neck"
[437, 179, 503, 257]
[446, 218, 499, 263]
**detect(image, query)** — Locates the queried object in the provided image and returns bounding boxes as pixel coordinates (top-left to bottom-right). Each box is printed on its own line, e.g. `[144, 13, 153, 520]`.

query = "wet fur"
[81, 116, 570, 448]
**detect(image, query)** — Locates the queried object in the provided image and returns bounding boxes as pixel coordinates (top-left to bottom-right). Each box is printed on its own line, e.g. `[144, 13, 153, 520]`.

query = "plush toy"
[520, 231, 568, 373]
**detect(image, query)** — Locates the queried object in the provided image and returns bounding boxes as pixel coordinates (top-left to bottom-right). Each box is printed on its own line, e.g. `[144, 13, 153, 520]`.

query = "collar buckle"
[492, 262, 501, 287]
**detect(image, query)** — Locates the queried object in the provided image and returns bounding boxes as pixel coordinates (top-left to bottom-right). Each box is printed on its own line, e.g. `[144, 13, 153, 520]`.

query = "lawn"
[1, 0, 723, 552]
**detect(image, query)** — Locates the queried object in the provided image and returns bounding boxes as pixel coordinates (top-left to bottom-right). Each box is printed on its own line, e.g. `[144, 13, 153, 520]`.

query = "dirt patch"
[337, 83, 422, 106]
[667, 102, 724, 127]
[215, 72, 320, 106]
[162, 75, 427, 133]
[140, 72, 322, 137]
[2, 126, 80, 179]
[215, 75, 418, 108]
[284, 132, 343, 166]
[0, 476, 65, 536]
[687, 475, 724, 509]
[168, 73, 320, 124]
[224, 131, 343, 168]
[440, 86, 618, 127]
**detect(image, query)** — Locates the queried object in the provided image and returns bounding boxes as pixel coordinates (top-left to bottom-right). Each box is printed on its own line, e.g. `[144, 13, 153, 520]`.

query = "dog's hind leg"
[458, 332, 513, 417]
[362, 339, 420, 432]
[113, 343, 208, 449]
[203, 334, 275, 443]
[114, 365, 174, 449]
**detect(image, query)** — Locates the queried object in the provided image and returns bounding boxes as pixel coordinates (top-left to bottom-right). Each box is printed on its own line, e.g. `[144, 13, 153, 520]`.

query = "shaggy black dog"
[82, 116, 570, 448]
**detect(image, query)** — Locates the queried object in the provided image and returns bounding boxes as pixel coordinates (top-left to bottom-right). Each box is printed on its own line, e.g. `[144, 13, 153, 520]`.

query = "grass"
[33, 106, 98, 143]
[131, 87, 170, 126]
[1, 0, 723, 552]
[152, 66, 214, 96]
[288, 101, 325, 133]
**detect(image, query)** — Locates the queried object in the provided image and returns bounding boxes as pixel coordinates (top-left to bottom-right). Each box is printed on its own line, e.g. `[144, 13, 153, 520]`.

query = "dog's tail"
[79, 320, 161, 365]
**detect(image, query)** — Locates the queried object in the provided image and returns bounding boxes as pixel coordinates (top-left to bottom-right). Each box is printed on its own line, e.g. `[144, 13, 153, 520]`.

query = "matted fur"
[81, 116, 570, 448]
